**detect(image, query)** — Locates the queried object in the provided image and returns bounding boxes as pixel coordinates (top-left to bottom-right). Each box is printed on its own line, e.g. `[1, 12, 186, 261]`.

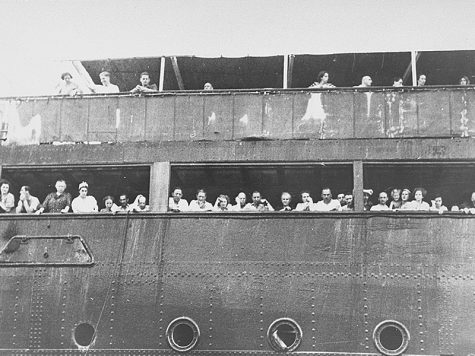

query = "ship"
[0, 50, 474, 355]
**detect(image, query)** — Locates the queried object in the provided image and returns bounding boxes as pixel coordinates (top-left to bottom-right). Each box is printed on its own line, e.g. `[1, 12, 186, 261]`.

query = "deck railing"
[1, 87, 474, 145]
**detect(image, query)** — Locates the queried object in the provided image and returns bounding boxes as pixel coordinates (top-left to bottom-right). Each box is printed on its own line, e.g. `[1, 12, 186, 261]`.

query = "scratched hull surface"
[0, 214, 474, 355]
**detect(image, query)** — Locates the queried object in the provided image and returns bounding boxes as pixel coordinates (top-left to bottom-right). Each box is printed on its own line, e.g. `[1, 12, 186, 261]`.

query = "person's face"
[55, 181, 66, 194]
[471, 192, 475, 204]
[345, 195, 353, 204]
[337, 194, 345, 202]
[100, 74, 110, 85]
[460, 78, 468, 85]
[321, 73, 329, 83]
[321, 189, 331, 203]
[64, 74, 72, 84]
[252, 193, 261, 204]
[19, 186, 29, 198]
[218, 199, 227, 208]
[1, 183, 9, 195]
[105, 199, 113, 209]
[363, 76, 372, 86]
[392, 190, 400, 201]
[138, 197, 147, 209]
[418, 75, 426, 86]
[393, 79, 403, 87]
[204, 83, 213, 90]
[79, 187, 88, 198]
[401, 190, 410, 201]
[414, 190, 423, 202]
[363, 193, 369, 203]
[173, 189, 183, 202]
[379, 193, 388, 205]
[281, 194, 291, 206]
[197, 192, 206, 202]
[434, 197, 443, 208]
[140, 75, 150, 86]
[238, 193, 246, 205]
[301, 192, 310, 203]
[119, 195, 128, 207]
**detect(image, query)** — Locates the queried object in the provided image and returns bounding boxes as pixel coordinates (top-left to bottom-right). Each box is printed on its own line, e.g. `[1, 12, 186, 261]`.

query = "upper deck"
[1, 86, 474, 146]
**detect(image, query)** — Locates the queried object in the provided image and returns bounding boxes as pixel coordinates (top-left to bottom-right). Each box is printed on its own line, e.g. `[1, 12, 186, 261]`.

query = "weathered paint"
[0, 213, 474, 355]
[1, 88, 475, 145]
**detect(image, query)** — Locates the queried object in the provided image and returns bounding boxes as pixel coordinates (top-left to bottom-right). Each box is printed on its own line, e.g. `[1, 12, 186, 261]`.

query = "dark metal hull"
[0, 213, 474, 355]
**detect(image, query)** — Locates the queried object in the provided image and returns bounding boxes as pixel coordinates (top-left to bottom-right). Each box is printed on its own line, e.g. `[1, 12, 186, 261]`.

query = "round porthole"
[267, 318, 303, 352]
[373, 320, 410, 356]
[73, 322, 95, 347]
[166, 317, 200, 352]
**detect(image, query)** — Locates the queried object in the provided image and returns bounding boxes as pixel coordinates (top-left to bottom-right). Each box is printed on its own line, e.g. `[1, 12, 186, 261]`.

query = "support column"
[150, 162, 170, 212]
[0, 164, 3, 179]
[283, 55, 288, 89]
[159, 57, 166, 92]
[411, 51, 418, 86]
[353, 160, 364, 212]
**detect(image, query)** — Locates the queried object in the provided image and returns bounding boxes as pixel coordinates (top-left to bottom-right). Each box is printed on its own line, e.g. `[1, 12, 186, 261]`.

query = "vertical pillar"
[283, 55, 288, 89]
[411, 51, 418, 86]
[159, 56, 166, 92]
[150, 162, 170, 212]
[0, 164, 3, 179]
[353, 160, 364, 212]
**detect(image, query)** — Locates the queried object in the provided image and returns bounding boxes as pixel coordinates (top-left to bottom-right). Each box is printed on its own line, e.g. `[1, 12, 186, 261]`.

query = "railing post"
[353, 160, 364, 212]
[150, 162, 170, 212]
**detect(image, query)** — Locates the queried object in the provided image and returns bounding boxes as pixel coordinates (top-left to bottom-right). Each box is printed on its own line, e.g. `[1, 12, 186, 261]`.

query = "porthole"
[166, 317, 200, 352]
[267, 318, 303, 352]
[73, 322, 95, 347]
[373, 320, 410, 356]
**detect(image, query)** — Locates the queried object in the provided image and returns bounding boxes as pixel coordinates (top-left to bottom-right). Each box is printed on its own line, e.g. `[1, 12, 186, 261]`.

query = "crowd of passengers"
[0, 179, 149, 214]
[1, 178, 474, 215]
[169, 187, 475, 214]
[56, 70, 473, 96]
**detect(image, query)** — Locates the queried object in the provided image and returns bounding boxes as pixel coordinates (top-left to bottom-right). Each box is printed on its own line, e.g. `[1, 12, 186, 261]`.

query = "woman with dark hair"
[459, 76, 471, 85]
[57, 72, 82, 96]
[407, 187, 430, 211]
[0, 179, 14, 213]
[100, 195, 116, 213]
[309, 71, 336, 89]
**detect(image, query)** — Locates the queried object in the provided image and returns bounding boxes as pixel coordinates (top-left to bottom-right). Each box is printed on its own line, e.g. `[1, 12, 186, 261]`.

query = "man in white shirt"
[188, 189, 213, 212]
[90, 71, 120, 93]
[245, 191, 274, 211]
[314, 188, 341, 211]
[168, 187, 189, 212]
[370, 192, 391, 211]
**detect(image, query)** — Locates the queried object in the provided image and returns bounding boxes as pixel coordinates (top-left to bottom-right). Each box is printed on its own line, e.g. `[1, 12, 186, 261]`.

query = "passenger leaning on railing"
[71, 182, 98, 213]
[370, 192, 391, 211]
[168, 187, 189, 212]
[279, 192, 292, 211]
[245, 191, 274, 211]
[0, 179, 15, 213]
[308, 71, 335, 89]
[89, 71, 120, 94]
[36, 179, 71, 214]
[188, 189, 213, 212]
[16, 186, 40, 213]
[57, 72, 82, 96]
